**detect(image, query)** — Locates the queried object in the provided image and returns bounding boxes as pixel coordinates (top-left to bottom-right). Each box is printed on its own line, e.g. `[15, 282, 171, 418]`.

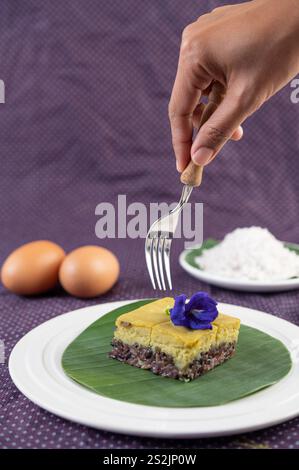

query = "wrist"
[255, 0, 299, 26]
[255, 0, 299, 49]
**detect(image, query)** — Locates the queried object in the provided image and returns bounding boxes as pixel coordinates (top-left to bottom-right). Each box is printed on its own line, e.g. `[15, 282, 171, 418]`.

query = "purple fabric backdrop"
[0, 0, 299, 449]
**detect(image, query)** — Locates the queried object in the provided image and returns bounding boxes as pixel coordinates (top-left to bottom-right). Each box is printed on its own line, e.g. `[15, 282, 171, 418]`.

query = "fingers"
[192, 85, 244, 157]
[168, 67, 202, 172]
[169, 22, 246, 171]
[194, 103, 243, 141]
[231, 126, 243, 141]
[192, 103, 205, 129]
[191, 90, 247, 166]
[168, 24, 213, 172]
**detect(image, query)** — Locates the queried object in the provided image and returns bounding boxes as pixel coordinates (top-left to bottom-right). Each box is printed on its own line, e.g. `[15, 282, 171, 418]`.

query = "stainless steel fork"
[145, 161, 203, 290]
[145, 95, 218, 290]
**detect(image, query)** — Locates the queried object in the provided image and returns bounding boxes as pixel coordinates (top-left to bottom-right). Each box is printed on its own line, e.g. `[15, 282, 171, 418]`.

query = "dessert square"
[110, 297, 240, 380]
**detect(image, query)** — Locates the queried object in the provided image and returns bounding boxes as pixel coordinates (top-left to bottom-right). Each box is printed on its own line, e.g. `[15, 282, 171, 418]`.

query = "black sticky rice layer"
[109, 339, 236, 381]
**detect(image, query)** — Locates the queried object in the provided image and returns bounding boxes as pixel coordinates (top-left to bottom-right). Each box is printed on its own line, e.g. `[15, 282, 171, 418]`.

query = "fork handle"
[180, 161, 203, 187]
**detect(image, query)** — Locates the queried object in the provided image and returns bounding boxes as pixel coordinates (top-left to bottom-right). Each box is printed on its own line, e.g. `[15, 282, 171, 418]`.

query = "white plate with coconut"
[179, 227, 299, 292]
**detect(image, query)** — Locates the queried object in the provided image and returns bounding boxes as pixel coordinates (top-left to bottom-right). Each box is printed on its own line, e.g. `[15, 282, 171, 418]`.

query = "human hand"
[169, 0, 299, 171]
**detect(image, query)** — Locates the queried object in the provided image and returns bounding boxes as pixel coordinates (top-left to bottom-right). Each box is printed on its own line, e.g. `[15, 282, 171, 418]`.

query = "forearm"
[252, 0, 299, 97]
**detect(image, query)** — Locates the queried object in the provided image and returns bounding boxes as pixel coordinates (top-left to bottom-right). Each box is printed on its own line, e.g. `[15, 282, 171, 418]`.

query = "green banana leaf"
[62, 300, 292, 407]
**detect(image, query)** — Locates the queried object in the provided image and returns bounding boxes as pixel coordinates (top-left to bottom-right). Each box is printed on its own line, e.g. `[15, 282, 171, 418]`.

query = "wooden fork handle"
[180, 161, 203, 187]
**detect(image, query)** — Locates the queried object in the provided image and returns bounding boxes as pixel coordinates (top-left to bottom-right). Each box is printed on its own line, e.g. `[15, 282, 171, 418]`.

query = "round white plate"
[9, 300, 299, 438]
[179, 243, 299, 293]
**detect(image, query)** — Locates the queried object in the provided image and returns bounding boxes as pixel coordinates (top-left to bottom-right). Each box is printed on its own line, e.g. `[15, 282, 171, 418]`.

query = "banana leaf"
[62, 300, 292, 407]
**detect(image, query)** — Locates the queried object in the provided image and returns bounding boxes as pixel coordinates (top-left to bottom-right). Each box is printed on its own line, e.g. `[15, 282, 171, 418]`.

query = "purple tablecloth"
[1, 0, 299, 449]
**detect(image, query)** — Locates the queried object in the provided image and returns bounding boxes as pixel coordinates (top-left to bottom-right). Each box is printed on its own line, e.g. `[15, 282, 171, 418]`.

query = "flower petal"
[169, 292, 218, 330]
[185, 291, 217, 313]
[170, 294, 188, 326]
[192, 308, 218, 322]
[188, 317, 213, 330]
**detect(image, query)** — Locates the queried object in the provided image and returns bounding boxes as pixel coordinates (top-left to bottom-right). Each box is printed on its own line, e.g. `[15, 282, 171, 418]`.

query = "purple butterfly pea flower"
[170, 292, 218, 330]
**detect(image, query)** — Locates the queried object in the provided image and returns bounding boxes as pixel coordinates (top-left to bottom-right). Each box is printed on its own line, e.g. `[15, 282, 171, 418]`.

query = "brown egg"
[1, 240, 65, 295]
[59, 246, 120, 298]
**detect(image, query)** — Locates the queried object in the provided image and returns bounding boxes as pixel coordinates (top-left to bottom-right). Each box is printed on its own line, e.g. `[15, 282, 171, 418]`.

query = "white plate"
[179, 243, 299, 293]
[8, 300, 299, 438]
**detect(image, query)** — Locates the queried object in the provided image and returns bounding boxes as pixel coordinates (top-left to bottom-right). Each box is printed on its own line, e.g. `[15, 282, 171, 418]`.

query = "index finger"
[168, 64, 202, 172]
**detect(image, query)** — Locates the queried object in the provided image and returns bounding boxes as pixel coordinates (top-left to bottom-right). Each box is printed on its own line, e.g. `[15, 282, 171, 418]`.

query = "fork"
[145, 161, 203, 290]
[145, 91, 219, 290]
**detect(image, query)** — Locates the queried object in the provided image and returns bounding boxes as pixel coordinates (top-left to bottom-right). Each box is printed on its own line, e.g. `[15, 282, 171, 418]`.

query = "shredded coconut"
[195, 227, 299, 281]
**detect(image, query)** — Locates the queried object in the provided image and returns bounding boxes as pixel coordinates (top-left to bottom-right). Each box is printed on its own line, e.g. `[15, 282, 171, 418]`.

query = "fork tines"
[145, 184, 193, 291]
[145, 231, 172, 291]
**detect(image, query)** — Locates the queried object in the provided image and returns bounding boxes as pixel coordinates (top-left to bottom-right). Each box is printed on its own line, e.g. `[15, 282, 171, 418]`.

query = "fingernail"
[192, 147, 214, 165]
[176, 160, 181, 172]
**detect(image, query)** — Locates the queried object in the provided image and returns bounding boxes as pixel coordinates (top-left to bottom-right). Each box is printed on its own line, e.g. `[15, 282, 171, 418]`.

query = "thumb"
[191, 91, 247, 166]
